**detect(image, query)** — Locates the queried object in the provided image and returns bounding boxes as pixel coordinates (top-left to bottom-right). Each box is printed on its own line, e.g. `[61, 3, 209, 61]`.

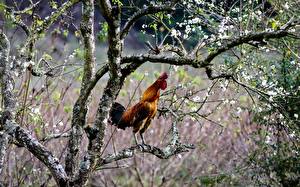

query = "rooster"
[110, 72, 168, 145]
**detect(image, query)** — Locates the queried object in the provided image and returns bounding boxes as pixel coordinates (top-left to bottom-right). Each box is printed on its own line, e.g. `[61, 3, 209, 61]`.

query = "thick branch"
[97, 0, 113, 25]
[0, 31, 15, 116]
[122, 54, 205, 68]
[65, 0, 96, 179]
[121, 5, 175, 39]
[0, 132, 9, 174]
[73, 0, 123, 185]
[3, 121, 68, 186]
[0, 31, 13, 174]
[68, 64, 109, 112]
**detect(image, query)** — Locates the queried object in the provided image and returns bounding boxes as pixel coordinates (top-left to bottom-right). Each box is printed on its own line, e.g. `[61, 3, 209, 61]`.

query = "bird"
[109, 72, 168, 145]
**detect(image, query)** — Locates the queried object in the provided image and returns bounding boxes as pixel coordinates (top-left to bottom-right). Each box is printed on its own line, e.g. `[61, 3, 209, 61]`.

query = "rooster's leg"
[140, 133, 146, 145]
[133, 132, 139, 145]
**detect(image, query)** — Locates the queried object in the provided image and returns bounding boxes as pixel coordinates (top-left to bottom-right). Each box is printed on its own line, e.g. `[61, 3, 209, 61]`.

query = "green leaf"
[150, 23, 158, 31]
[191, 77, 203, 86]
[270, 19, 279, 30]
[64, 105, 72, 113]
[178, 67, 187, 80]
[52, 91, 61, 103]
[42, 53, 52, 61]
[120, 90, 127, 97]
[50, 0, 58, 9]
[36, 19, 43, 26]
[97, 22, 109, 42]
[63, 30, 69, 37]
[112, 0, 123, 6]
[131, 71, 144, 81]
[74, 48, 84, 60]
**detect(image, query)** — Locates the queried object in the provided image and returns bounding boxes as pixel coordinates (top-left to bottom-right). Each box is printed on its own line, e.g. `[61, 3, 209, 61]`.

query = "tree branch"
[73, 0, 124, 185]
[0, 132, 9, 174]
[81, 64, 109, 104]
[3, 120, 68, 186]
[97, 0, 113, 25]
[40, 131, 71, 142]
[65, 0, 96, 179]
[122, 54, 206, 68]
[0, 30, 14, 174]
[98, 121, 194, 167]
[100, 143, 194, 165]
[0, 31, 15, 117]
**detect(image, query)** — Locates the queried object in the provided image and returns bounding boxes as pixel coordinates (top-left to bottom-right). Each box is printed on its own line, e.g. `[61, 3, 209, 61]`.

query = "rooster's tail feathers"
[110, 102, 127, 130]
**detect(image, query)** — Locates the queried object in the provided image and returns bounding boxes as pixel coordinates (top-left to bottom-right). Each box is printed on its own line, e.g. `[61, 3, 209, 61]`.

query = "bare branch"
[0, 30, 13, 175]
[81, 64, 109, 102]
[122, 54, 205, 68]
[0, 31, 15, 116]
[8, 14, 30, 36]
[40, 131, 71, 142]
[98, 122, 194, 167]
[9, 1, 41, 15]
[100, 143, 194, 165]
[97, 0, 113, 25]
[161, 45, 186, 56]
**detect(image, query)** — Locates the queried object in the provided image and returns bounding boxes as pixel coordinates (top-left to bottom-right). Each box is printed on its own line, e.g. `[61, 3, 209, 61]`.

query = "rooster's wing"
[131, 102, 152, 132]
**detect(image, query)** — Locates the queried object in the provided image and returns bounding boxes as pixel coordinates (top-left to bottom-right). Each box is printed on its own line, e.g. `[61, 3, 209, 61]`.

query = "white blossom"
[265, 135, 272, 144]
[32, 107, 40, 115]
[262, 80, 267, 86]
[267, 90, 277, 96]
[171, 29, 177, 36]
[236, 107, 242, 114]
[23, 60, 35, 68]
[192, 96, 201, 102]
[283, 2, 290, 9]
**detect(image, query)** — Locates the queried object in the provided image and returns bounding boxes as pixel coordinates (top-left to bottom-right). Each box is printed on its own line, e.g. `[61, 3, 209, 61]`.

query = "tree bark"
[65, 0, 96, 179]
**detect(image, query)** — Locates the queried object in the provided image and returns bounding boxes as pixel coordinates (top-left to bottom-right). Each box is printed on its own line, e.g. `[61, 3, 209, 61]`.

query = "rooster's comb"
[159, 72, 168, 79]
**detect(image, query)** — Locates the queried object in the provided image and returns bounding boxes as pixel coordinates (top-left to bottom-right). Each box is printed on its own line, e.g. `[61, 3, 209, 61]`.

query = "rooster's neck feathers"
[141, 81, 161, 102]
